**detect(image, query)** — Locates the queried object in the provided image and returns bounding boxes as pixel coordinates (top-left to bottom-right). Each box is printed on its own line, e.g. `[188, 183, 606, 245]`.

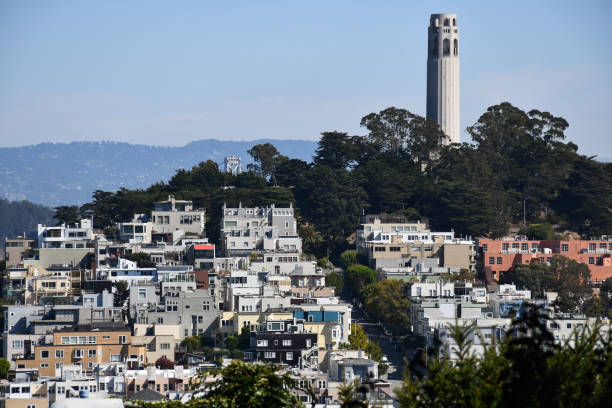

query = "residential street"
[351, 301, 413, 393]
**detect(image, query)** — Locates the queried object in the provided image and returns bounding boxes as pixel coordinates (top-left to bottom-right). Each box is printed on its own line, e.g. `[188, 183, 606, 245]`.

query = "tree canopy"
[71, 103, 610, 262]
[501, 255, 592, 313]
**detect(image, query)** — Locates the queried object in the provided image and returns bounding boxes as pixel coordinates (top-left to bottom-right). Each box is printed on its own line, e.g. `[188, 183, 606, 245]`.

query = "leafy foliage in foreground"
[135, 361, 302, 408]
[398, 306, 612, 408]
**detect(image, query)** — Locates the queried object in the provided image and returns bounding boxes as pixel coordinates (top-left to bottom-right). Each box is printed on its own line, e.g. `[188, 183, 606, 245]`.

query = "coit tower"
[426, 13, 460, 144]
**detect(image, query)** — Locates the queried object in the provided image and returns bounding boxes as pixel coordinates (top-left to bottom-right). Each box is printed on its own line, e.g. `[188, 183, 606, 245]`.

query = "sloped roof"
[129, 387, 166, 401]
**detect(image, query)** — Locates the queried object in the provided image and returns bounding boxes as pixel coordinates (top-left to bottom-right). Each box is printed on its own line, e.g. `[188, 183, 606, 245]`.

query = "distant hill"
[0, 198, 55, 243]
[0, 139, 317, 207]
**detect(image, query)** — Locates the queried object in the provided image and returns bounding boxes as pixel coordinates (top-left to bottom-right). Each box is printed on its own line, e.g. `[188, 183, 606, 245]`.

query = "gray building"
[130, 284, 218, 339]
[221, 203, 298, 256]
[151, 195, 205, 236]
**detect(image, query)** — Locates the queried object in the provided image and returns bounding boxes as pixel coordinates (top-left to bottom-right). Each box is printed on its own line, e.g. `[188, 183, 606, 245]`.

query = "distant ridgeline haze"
[0, 139, 317, 207]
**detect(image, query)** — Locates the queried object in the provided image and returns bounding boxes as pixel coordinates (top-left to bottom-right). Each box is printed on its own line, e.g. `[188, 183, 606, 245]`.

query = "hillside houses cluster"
[1, 204, 611, 407]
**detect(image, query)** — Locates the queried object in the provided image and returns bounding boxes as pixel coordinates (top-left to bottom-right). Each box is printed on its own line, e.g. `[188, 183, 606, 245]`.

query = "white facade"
[37, 219, 94, 249]
[426, 13, 460, 144]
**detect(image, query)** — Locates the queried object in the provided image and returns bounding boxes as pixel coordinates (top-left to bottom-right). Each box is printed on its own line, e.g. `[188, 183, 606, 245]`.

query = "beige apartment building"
[357, 218, 476, 271]
[16, 324, 146, 377]
[4, 237, 36, 268]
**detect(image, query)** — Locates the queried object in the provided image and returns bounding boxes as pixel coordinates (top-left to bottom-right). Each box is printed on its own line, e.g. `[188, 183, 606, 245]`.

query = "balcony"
[581, 249, 611, 254]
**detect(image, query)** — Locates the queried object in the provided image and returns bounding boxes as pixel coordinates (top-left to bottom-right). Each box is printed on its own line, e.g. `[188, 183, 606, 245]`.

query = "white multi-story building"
[37, 219, 94, 249]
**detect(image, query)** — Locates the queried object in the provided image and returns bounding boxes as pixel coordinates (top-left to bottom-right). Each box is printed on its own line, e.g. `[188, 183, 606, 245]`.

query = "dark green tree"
[53, 205, 81, 226]
[202, 360, 302, 407]
[345, 264, 377, 297]
[326, 271, 344, 295]
[247, 143, 288, 183]
[0, 358, 9, 379]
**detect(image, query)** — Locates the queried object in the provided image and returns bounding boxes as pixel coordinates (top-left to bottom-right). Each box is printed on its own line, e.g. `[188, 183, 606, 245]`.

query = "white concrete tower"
[426, 13, 460, 144]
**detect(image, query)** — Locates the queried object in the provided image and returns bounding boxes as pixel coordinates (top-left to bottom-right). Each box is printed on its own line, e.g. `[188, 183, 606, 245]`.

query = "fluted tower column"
[426, 13, 460, 144]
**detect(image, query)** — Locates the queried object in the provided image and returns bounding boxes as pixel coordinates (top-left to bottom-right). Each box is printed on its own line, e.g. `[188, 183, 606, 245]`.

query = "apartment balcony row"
[580, 248, 611, 254]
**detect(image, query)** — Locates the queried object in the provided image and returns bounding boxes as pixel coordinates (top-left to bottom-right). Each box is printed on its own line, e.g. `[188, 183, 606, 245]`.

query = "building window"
[390, 247, 401, 252]
[502, 243, 509, 251]
[203, 301, 210, 311]
[521, 243, 528, 251]
[596, 257, 603, 265]
[267, 322, 284, 331]
[453, 39, 458, 55]
[561, 244, 568, 252]
[55, 350, 64, 358]
[40, 350, 49, 359]
[481, 244, 488, 252]
[160, 343, 170, 350]
[40, 363, 49, 368]
[589, 257, 594, 265]
[442, 38, 450, 56]
[118, 335, 127, 344]
[110, 354, 121, 362]
[138, 289, 147, 299]
[282, 339, 292, 346]
[512, 243, 519, 249]
[589, 243, 596, 250]
[257, 340, 268, 347]
[374, 247, 386, 252]
[286, 352, 293, 360]
[264, 352, 276, 358]
[74, 349, 84, 358]
[88, 336, 97, 344]
[489, 257, 495, 265]
[496, 257, 503, 265]
[88, 349, 97, 357]
[531, 243, 539, 249]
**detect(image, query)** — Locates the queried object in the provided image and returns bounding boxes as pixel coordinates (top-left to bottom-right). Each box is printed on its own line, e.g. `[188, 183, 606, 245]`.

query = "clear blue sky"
[1, 0, 610, 159]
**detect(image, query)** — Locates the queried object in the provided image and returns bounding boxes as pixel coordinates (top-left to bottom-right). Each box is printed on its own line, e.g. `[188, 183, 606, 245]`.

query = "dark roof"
[129, 387, 166, 401]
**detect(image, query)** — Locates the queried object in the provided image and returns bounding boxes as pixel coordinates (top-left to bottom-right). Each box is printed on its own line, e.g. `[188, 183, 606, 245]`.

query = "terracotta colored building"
[15, 324, 147, 377]
[478, 237, 612, 283]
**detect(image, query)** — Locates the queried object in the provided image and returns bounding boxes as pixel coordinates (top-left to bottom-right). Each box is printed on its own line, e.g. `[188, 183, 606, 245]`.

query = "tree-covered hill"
[0, 139, 317, 207]
[60, 102, 612, 260]
[0, 198, 55, 243]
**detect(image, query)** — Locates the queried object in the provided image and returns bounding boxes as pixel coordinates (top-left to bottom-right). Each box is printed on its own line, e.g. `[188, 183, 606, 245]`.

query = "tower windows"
[453, 18, 456, 26]
[435, 18, 439, 26]
[444, 18, 450, 26]
[432, 37, 438, 56]
[453, 39, 458, 56]
[443, 39, 450, 56]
